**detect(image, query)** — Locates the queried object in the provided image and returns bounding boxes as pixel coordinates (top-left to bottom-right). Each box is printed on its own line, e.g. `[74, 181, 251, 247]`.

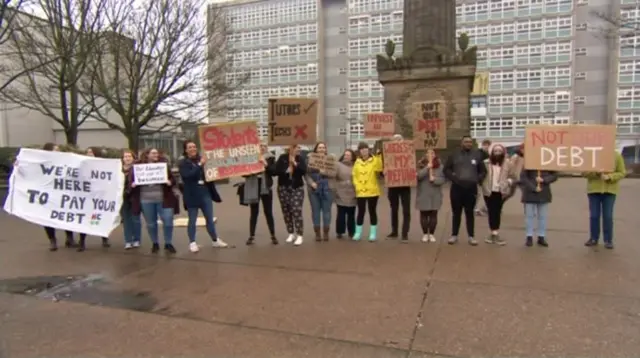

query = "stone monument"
[376, 0, 477, 157]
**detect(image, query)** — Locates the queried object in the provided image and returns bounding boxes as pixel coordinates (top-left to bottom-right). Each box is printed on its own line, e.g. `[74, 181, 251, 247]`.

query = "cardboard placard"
[383, 140, 417, 187]
[198, 121, 264, 181]
[524, 125, 616, 172]
[364, 113, 395, 138]
[267, 98, 317, 145]
[412, 101, 447, 149]
[307, 153, 337, 177]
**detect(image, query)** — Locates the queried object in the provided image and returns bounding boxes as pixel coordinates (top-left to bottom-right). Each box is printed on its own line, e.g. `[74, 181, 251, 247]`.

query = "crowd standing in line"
[31, 134, 626, 253]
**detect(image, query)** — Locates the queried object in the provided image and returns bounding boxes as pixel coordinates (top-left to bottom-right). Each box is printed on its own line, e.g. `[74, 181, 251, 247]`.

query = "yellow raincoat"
[352, 155, 383, 197]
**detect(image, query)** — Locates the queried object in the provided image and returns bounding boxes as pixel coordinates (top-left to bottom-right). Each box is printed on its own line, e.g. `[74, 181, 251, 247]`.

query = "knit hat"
[357, 142, 369, 150]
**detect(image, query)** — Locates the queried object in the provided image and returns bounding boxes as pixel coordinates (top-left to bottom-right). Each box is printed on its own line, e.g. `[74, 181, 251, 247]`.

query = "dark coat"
[519, 170, 558, 204]
[178, 156, 222, 209]
[274, 154, 307, 189]
[128, 159, 179, 215]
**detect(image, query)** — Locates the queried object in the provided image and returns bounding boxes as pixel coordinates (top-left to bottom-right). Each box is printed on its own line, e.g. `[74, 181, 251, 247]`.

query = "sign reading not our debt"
[3, 149, 124, 237]
[267, 98, 317, 145]
[133, 163, 168, 185]
[412, 101, 447, 149]
[524, 125, 616, 172]
[383, 140, 417, 187]
[198, 121, 264, 181]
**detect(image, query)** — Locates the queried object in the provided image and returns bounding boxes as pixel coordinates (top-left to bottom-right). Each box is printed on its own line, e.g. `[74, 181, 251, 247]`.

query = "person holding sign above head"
[274, 144, 307, 246]
[352, 142, 383, 242]
[121, 149, 141, 250]
[40, 142, 78, 251]
[519, 168, 558, 247]
[443, 136, 487, 246]
[415, 149, 445, 243]
[178, 140, 228, 253]
[244, 144, 278, 246]
[480, 144, 515, 246]
[129, 148, 178, 254]
[331, 149, 357, 239]
[76, 147, 111, 251]
[306, 142, 334, 242]
[583, 151, 626, 249]
[386, 134, 412, 241]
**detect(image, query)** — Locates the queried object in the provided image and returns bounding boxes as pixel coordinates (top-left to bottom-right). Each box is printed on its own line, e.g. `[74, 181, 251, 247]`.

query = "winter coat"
[352, 155, 383, 198]
[519, 170, 558, 204]
[330, 162, 356, 207]
[415, 165, 445, 211]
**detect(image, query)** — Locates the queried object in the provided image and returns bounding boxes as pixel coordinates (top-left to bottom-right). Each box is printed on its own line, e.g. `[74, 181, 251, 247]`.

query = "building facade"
[212, 0, 640, 153]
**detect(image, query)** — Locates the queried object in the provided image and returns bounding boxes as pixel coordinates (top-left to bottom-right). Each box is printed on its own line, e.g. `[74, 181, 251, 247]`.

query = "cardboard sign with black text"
[267, 98, 317, 145]
[383, 140, 417, 187]
[412, 101, 447, 149]
[307, 153, 337, 177]
[364, 113, 395, 138]
[524, 125, 616, 172]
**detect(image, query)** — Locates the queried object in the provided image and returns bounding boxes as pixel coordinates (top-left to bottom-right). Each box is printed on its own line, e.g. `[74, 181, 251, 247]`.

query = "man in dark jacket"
[443, 136, 487, 245]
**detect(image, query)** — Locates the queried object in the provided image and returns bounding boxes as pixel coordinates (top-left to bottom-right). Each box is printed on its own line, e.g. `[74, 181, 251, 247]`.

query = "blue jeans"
[121, 204, 141, 244]
[524, 203, 549, 238]
[308, 190, 333, 227]
[140, 202, 174, 244]
[588, 193, 616, 243]
[187, 198, 218, 243]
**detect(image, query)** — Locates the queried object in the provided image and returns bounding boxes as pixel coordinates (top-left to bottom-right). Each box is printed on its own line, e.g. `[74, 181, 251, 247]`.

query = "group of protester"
[35, 133, 626, 253]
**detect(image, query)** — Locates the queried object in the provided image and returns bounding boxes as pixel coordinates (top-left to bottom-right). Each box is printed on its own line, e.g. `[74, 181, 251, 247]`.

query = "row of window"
[456, 0, 573, 23]
[348, 80, 384, 99]
[489, 68, 572, 90]
[619, 61, 640, 84]
[348, 35, 403, 57]
[231, 45, 318, 68]
[348, 12, 403, 35]
[228, 24, 317, 49]
[618, 87, 640, 109]
[226, 85, 319, 108]
[347, 0, 403, 15]
[227, 64, 319, 86]
[457, 17, 573, 45]
[225, 0, 317, 29]
[620, 35, 640, 58]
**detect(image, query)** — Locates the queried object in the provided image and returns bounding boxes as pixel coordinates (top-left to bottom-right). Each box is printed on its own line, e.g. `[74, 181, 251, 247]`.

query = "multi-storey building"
[211, 0, 640, 154]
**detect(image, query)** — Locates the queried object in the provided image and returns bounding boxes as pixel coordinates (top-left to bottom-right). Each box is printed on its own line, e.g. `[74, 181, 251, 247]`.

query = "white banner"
[3, 148, 125, 237]
[133, 162, 168, 185]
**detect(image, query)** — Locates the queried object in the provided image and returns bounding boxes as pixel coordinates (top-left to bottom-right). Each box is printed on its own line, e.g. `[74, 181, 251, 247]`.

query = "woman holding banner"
[275, 144, 307, 246]
[244, 144, 278, 246]
[40, 142, 78, 251]
[121, 149, 141, 249]
[352, 142, 383, 242]
[519, 168, 558, 247]
[130, 148, 178, 254]
[331, 149, 357, 239]
[178, 140, 228, 253]
[583, 151, 626, 249]
[76, 147, 111, 251]
[306, 142, 334, 241]
[416, 149, 445, 243]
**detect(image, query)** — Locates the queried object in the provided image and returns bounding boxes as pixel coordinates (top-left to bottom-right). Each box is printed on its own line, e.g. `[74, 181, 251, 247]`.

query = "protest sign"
[383, 140, 417, 187]
[133, 162, 168, 185]
[307, 153, 337, 177]
[524, 125, 616, 172]
[412, 101, 447, 149]
[198, 121, 264, 181]
[364, 113, 395, 138]
[3, 149, 124, 237]
[267, 98, 317, 145]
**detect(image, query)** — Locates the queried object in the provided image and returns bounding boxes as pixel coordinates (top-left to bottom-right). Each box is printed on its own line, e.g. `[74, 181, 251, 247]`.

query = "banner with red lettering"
[198, 121, 264, 181]
[412, 101, 447, 149]
[383, 140, 417, 187]
[364, 113, 395, 138]
[524, 125, 616, 172]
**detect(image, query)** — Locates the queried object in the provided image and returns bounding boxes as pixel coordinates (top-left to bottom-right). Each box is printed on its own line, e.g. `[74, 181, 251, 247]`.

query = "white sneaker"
[132, 241, 140, 248]
[189, 242, 199, 253]
[212, 238, 228, 248]
[213, 217, 218, 223]
[124, 243, 133, 249]
[421, 234, 429, 243]
[293, 235, 303, 246]
[285, 233, 295, 243]
[429, 234, 436, 243]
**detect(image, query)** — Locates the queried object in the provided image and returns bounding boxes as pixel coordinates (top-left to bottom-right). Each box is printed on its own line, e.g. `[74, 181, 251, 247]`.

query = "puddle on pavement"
[0, 274, 158, 312]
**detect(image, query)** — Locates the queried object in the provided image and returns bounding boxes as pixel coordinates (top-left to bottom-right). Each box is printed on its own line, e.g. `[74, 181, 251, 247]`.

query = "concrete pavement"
[1, 178, 639, 357]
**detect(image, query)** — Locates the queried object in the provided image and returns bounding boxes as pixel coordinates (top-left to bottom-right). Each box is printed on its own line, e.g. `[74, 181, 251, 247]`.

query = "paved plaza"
[0, 178, 639, 358]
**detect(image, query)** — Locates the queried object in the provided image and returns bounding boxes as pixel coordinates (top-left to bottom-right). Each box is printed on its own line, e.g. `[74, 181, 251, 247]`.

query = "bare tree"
[0, 0, 108, 145]
[84, 0, 248, 151]
[0, 0, 32, 92]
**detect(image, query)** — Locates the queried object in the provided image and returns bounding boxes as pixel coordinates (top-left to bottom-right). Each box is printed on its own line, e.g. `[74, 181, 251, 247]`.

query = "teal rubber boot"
[353, 225, 363, 241]
[368, 225, 378, 242]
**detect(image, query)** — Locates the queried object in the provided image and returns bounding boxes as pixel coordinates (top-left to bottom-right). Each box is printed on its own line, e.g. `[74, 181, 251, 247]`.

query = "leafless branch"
[0, 0, 109, 145]
[83, 0, 249, 151]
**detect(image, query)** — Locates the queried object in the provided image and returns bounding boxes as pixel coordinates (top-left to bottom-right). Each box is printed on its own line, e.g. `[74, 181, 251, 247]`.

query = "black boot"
[76, 236, 86, 252]
[101, 237, 110, 248]
[525, 236, 533, 247]
[537, 236, 548, 247]
[271, 236, 279, 245]
[64, 232, 76, 248]
[151, 243, 160, 254]
[48, 237, 58, 251]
